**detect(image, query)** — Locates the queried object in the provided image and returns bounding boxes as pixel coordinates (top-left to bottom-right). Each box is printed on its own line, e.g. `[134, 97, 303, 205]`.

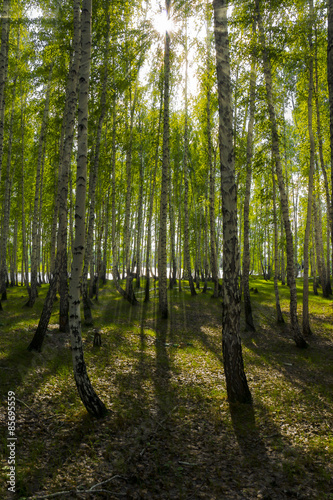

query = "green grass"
[0, 277, 332, 499]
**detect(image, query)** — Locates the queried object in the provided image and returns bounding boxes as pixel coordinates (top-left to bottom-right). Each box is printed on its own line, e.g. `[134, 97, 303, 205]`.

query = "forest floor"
[0, 277, 333, 500]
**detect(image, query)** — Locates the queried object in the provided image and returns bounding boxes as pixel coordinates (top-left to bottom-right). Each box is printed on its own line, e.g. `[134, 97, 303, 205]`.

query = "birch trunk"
[0, 78, 16, 302]
[256, 0, 307, 348]
[313, 192, 326, 293]
[28, 0, 80, 351]
[272, 165, 284, 323]
[213, 0, 252, 404]
[0, 0, 10, 184]
[135, 135, 144, 289]
[327, 0, 333, 280]
[144, 95, 161, 301]
[207, 56, 218, 298]
[302, 0, 315, 336]
[168, 155, 177, 289]
[159, 0, 171, 318]
[183, 19, 196, 297]
[315, 36, 332, 296]
[242, 51, 256, 331]
[82, 10, 110, 323]
[69, 0, 107, 417]
[26, 65, 52, 307]
[101, 187, 110, 284]
[20, 93, 28, 289]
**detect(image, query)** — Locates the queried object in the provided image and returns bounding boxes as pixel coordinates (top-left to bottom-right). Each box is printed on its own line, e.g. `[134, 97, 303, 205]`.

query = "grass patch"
[0, 277, 332, 499]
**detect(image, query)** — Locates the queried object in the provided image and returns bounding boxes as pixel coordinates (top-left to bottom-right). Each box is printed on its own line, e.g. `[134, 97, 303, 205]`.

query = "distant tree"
[255, 0, 307, 348]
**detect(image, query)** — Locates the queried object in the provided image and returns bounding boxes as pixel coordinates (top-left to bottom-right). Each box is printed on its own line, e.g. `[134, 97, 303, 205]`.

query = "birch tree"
[213, 0, 252, 404]
[68, 0, 107, 417]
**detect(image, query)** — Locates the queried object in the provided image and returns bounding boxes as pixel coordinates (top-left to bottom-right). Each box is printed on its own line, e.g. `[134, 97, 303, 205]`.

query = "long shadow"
[229, 401, 269, 464]
[242, 296, 333, 408]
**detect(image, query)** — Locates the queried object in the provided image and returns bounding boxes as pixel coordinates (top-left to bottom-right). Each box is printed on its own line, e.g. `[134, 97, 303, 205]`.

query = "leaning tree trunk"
[69, 0, 107, 418]
[213, 0, 252, 404]
[256, 0, 307, 348]
[302, 0, 315, 337]
[28, 0, 81, 351]
[242, 45, 256, 331]
[26, 65, 52, 307]
[159, 0, 171, 318]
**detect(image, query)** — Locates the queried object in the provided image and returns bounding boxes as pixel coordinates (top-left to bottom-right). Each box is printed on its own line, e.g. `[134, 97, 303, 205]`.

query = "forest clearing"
[0, 277, 332, 499]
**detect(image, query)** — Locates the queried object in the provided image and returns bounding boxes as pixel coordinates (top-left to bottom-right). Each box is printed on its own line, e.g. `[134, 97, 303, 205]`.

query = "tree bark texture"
[327, 0, 333, 282]
[69, 0, 107, 418]
[28, 0, 81, 351]
[183, 19, 196, 297]
[242, 52, 256, 332]
[302, 0, 315, 337]
[159, 0, 171, 318]
[272, 165, 284, 324]
[213, 0, 252, 404]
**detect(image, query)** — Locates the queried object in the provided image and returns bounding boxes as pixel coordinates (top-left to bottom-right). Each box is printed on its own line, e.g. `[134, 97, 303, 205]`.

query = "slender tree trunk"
[20, 92, 28, 290]
[28, 0, 81, 351]
[313, 191, 326, 294]
[202, 184, 209, 294]
[168, 154, 177, 289]
[272, 165, 284, 323]
[302, 0, 315, 336]
[311, 223, 318, 295]
[82, 10, 110, 323]
[0, 78, 16, 302]
[213, 0, 252, 404]
[315, 34, 332, 296]
[11, 219, 17, 286]
[111, 94, 125, 299]
[136, 131, 144, 289]
[178, 173, 183, 293]
[327, 0, 333, 282]
[0, 0, 10, 185]
[26, 65, 52, 307]
[69, 0, 107, 418]
[242, 50, 256, 332]
[280, 216, 286, 285]
[256, 0, 307, 348]
[144, 95, 161, 301]
[207, 46, 218, 298]
[159, 0, 171, 318]
[183, 18, 196, 297]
